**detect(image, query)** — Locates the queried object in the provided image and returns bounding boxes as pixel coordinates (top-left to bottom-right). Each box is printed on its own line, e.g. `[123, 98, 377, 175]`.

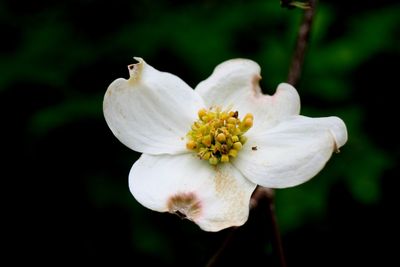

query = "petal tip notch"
[127, 57, 145, 83]
[328, 116, 348, 151]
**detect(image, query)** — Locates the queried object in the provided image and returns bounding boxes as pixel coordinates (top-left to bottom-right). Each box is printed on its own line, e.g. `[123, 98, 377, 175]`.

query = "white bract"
[103, 58, 347, 232]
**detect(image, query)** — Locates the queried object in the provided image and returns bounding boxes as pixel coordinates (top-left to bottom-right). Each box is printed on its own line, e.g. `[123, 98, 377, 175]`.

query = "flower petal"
[129, 153, 257, 232]
[233, 115, 348, 188]
[195, 59, 300, 132]
[103, 58, 205, 155]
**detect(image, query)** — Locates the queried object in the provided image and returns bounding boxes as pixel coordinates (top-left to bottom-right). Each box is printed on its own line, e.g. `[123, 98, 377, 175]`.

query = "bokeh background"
[3, 0, 399, 266]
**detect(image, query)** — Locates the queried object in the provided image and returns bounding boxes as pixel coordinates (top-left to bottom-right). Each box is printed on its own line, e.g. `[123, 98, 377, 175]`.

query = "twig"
[205, 228, 237, 267]
[281, 0, 311, 10]
[287, 0, 316, 86]
[264, 188, 287, 267]
[204, 2, 317, 266]
[251, 187, 286, 267]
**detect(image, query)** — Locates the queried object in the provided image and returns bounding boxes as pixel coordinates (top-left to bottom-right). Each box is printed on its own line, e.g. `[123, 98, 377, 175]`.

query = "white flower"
[103, 57, 347, 232]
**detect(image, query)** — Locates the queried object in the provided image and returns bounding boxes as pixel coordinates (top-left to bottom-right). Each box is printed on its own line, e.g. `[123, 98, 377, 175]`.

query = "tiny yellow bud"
[226, 138, 233, 148]
[202, 135, 212, 147]
[228, 149, 238, 158]
[202, 152, 211, 160]
[216, 133, 226, 143]
[186, 140, 197, 150]
[198, 147, 208, 154]
[244, 118, 253, 128]
[198, 108, 207, 119]
[221, 154, 229, 163]
[227, 117, 237, 125]
[209, 157, 219, 165]
[233, 142, 242, 150]
[227, 123, 235, 131]
[208, 112, 216, 120]
[239, 135, 247, 144]
[231, 135, 239, 143]
[244, 113, 254, 120]
[199, 125, 208, 133]
[213, 121, 222, 128]
[212, 142, 220, 152]
[201, 115, 209, 122]
[220, 112, 228, 120]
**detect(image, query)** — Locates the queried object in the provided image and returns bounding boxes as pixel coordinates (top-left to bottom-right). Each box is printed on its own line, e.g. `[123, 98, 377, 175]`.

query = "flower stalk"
[287, 0, 317, 86]
[206, 1, 317, 265]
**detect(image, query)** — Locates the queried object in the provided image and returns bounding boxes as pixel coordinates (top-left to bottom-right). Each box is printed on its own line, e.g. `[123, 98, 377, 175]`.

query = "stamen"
[186, 140, 197, 150]
[233, 142, 242, 151]
[198, 108, 207, 119]
[221, 155, 229, 163]
[216, 133, 226, 143]
[209, 157, 219, 165]
[186, 107, 254, 165]
[228, 149, 238, 158]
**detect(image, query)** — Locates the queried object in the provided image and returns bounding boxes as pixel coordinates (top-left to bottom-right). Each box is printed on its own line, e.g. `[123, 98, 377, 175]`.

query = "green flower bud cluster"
[186, 107, 254, 165]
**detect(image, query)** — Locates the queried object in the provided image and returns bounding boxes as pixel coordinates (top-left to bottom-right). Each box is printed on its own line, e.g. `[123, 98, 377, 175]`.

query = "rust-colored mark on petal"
[333, 142, 340, 153]
[214, 167, 247, 221]
[214, 168, 230, 195]
[251, 74, 262, 95]
[167, 192, 202, 220]
[329, 129, 341, 153]
[214, 167, 244, 201]
[127, 59, 144, 84]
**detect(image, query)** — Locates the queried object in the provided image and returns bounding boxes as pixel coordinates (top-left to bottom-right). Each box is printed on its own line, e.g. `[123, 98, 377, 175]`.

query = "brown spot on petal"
[214, 168, 244, 200]
[167, 193, 202, 220]
[214, 168, 231, 195]
[251, 74, 263, 95]
[213, 167, 247, 219]
[333, 142, 340, 153]
[127, 59, 144, 84]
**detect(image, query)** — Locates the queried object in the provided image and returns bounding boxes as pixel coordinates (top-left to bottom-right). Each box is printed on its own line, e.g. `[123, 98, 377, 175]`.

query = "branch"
[205, 228, 237, 267]
[281, 0, 311, 9]
[205, 2, 317, 266]
[252, 187, 287, 267]
[287, 0, 316, 86]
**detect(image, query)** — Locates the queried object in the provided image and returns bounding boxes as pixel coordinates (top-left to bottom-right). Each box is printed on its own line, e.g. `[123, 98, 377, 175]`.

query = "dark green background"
[3, 0, 399, 265]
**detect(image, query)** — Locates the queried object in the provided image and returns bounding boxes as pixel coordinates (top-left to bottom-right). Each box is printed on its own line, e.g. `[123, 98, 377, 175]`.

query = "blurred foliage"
[2, 0, 399, 266]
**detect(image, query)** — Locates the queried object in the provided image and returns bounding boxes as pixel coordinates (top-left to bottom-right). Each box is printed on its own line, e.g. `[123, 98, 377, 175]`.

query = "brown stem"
[280, 0, 294, 9]
[264, 188, 287, 267]
[269, 203, 286, 267]
[205, 2, 317, 266]
[287, 0, 316, 86]
[205, 228, 237, 267]
[251, 187, 286, 267]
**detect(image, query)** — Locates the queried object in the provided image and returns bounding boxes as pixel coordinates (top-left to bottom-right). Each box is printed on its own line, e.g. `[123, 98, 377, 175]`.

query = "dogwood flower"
[103, 58, 347, 232]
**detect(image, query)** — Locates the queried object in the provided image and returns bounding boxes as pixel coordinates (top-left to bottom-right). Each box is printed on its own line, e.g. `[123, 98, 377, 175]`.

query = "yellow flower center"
[186, 107, 254, 165]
